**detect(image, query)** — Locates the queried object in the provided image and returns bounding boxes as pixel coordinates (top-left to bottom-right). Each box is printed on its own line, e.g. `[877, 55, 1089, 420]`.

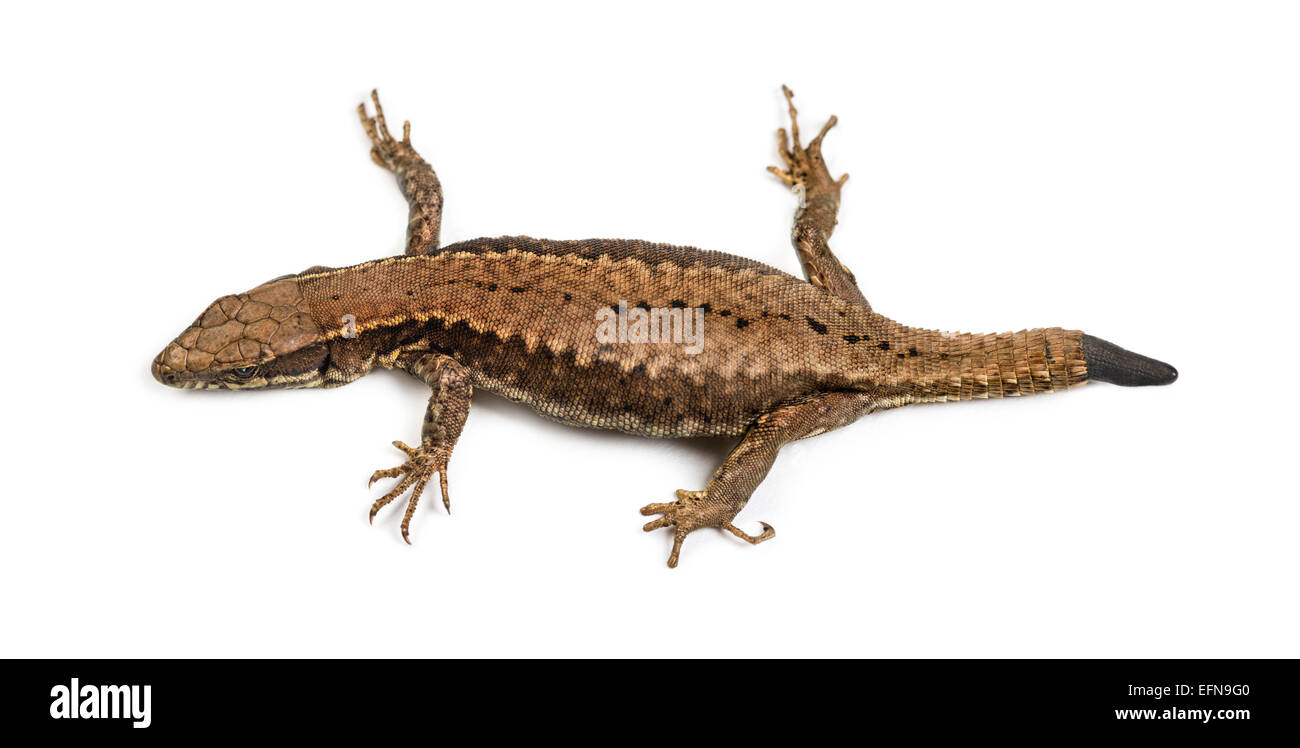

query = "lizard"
[152, 87, 1177, 567]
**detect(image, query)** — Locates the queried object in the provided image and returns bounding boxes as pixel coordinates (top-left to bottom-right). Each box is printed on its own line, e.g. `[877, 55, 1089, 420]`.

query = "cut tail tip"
[1082, 334, 1178, 387]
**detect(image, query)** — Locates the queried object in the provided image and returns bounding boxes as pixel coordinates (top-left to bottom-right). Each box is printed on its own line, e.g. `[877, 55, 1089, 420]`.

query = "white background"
[2, 1, 1297, 658]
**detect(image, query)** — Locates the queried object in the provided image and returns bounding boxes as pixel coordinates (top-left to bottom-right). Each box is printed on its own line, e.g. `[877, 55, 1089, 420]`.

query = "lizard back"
[299, 236, 877, 437]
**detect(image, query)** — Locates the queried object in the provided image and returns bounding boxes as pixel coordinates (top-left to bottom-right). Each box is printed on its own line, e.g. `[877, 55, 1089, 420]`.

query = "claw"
[438, 471, 451, 514]
[366, 440, 451, 541]
[723, 521, 776, 545]
[368, 465, 404, 488]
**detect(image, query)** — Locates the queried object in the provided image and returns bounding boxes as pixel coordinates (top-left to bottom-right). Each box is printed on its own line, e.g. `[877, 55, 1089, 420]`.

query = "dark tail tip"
[1082, 334, 1178, 386]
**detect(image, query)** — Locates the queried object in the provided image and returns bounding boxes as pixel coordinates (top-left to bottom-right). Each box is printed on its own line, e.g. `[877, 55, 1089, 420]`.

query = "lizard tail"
[903, 328, 1175, 401]
[1081, 334, 1178, 386]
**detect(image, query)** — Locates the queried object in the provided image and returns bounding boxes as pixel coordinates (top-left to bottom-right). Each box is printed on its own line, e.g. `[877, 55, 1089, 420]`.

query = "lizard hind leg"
[357, 89, 445, 255]
[766, 85, 868, 309]
[640, 391, 877, 568]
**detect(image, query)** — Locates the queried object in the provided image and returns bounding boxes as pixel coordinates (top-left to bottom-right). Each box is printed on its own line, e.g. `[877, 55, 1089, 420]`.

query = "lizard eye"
[232, 366, 258, 379]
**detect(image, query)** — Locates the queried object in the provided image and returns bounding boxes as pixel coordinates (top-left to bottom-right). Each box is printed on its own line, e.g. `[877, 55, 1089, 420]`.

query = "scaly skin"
[153, 88, 1175, 567]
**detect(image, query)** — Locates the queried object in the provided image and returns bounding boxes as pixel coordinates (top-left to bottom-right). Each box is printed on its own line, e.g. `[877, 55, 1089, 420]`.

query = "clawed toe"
[368, 471, 415, 524]
[768, 84, 847, 193]
[358, 89, 415, 171]
[723, 521, 775, 545]
[639, 490, 774, 568]
[366, 440, 452, 543]
[368, 465, 404, 488]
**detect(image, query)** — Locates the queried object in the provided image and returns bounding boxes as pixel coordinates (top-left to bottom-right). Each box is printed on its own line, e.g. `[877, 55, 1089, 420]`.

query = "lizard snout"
[152, 349, 190, 387]
[152, 354, 174, 386]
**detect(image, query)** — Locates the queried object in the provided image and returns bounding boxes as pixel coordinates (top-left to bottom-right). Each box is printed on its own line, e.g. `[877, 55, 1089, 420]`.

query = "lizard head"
[152, 276, 328, 390]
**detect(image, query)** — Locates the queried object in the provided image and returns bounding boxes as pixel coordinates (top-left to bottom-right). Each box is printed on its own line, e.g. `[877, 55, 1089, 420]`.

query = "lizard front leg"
[641, 391, 878, 568]
[358, 90, 445, 255]
[368, 353, 472, 543]
[767, 85, 869, 309]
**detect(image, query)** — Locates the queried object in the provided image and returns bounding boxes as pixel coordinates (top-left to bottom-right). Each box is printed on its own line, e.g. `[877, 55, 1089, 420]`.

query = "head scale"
[152, 277, 328, 390]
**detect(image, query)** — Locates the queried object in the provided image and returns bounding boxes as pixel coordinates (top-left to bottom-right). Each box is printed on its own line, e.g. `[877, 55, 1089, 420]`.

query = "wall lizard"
[153, 88, 1177, 567]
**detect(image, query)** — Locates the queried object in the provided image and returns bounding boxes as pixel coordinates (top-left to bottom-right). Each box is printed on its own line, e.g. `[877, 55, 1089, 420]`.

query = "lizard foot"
[767, 84, 848, 197]
[368, 440, 451, 544]
[640, 490, 775, 568]
[357, 89, 421, 174]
